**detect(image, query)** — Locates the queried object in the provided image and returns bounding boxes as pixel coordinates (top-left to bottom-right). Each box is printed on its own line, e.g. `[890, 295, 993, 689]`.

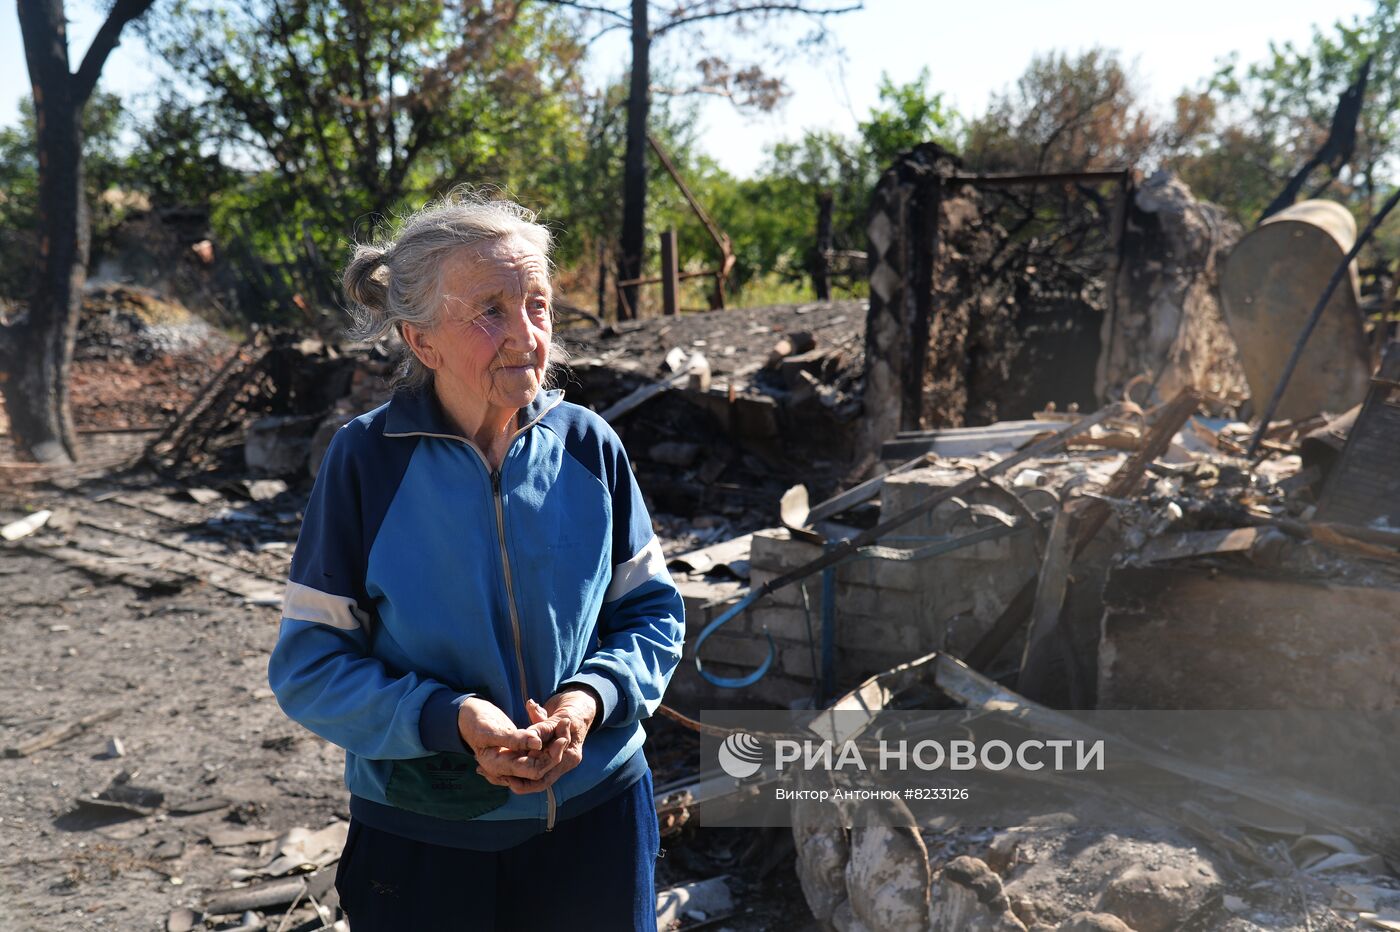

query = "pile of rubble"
[74, 284, 222, 364]
[653, 345, 1400, 931]
[0, 284, 233, 440]
[148, 300, 870, 557]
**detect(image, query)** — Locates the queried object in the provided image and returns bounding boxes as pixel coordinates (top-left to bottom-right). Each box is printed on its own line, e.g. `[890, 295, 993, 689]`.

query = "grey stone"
[930, 856, 1028, 931]
[1095, 863, 1220, 932]
[1057, 912, 1138, 932]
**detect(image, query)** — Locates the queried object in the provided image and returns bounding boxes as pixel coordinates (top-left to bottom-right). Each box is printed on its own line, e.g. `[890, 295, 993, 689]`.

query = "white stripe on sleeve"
[604, 535, 667, 603]
[282, 579, 371, 631]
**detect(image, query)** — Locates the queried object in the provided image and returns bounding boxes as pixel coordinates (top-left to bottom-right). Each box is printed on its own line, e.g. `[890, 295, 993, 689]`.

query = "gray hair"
[342, 188, 568, 391]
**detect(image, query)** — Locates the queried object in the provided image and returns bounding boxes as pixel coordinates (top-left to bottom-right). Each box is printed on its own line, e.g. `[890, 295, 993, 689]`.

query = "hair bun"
[343, 245, 391, 319]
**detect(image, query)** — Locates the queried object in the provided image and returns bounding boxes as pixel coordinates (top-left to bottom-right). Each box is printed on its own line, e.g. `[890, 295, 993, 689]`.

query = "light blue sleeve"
[266, 425, 469, 759]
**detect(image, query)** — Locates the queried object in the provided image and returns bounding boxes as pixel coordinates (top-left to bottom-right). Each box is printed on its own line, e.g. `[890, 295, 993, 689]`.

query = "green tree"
[540, 0, 859, 318]
[858, 68, 960, 167]
[1169, 0, 1400, 222]
[122, 93, 241, 209]
[147, 0, 588, 321]
[639, 70, 961, 305]
[963, 48, 1155, 173]
[752, 71, 961, 297]
[0, 92, 129, 302]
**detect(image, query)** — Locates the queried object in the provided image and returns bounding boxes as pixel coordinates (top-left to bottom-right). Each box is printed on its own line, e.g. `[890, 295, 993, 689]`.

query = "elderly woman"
[268, 191, 685, 931]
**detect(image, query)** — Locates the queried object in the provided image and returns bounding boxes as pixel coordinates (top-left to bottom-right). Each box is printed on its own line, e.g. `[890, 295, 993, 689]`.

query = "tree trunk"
[8, 0, 153, 463]
[617, 0, 649, 320]
[0, 118, 87, 464]
[7, 7, 90, 464]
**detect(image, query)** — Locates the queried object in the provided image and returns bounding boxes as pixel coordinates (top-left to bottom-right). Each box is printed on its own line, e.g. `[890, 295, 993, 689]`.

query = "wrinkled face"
[411, 235, 553, 417]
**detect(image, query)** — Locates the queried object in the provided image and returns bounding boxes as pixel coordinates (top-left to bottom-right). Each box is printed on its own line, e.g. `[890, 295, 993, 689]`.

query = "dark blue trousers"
[334, 769, 659, 931]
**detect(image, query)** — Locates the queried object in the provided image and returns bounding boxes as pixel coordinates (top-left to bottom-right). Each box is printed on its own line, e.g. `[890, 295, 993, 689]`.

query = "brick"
[837, 583, 881, 617]
[833, 555, 878, 587]
[881, 589, 925, 625]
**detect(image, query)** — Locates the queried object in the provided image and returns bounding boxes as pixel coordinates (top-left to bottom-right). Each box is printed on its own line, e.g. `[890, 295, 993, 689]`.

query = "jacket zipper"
[490, 466, 558, 831]
[392, 396, 566, 831]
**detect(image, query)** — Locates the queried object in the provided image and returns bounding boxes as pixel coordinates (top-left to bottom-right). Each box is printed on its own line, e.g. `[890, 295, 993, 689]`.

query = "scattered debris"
[76, 770, 166, 819]
[656, 875, 735, 930]
[204, 875, 315, 917]
[166, 906, 201, 932]
[3, 707, 121, 758]
[1315, 342, 1400, 527]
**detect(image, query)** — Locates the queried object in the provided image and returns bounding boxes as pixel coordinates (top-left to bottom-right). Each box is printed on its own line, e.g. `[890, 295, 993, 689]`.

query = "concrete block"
[966, 532, 1015, 561]
[955, 527, 1039, 563]
[863, 552, 938, 591]
[837, 583, 882, 618]
[834, 646, 914, 687]
[751, 605, 820, 643]
[834, 584, 925, 625]
[881, 466, 976, 534]
[747, 568, 825, 613]
[777, 638, 823, 680]
[702, 663, 810, 709]
[832, 554, 878, 587]
[692, 630, 772, 670]
[838, 611, 924, 655]
[749, 527, 825, 573]
[675, 577, 743, 629]
[938, 558, 1027, 621]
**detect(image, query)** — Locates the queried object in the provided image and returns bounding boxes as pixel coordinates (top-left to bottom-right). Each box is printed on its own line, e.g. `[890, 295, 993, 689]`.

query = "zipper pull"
[491, 470, 501, 494]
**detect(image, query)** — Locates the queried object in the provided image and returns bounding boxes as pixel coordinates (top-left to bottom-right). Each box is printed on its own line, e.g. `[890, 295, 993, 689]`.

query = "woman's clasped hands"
[456, 691, 598, 794]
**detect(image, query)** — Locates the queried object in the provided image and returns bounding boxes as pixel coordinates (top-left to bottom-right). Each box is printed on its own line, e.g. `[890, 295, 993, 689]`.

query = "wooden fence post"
[660, 228, 679, 316]
[814, 191, 833, 300]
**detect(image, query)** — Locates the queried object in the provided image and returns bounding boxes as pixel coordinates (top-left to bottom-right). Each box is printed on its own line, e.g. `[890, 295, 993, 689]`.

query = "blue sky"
[0, 0, 1375, 178]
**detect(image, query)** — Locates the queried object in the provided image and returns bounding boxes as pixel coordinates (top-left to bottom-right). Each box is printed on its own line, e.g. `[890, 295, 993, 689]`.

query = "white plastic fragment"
[2, 510, 52, 541]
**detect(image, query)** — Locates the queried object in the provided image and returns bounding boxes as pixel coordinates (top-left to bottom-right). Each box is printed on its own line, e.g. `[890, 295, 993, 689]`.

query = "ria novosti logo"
[715, 730, 1107, 778]
[718, 732, 765, 778]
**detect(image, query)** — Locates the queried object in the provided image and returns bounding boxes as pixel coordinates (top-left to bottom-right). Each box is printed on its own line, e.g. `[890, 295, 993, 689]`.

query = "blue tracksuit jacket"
[267, 386, 685, 849]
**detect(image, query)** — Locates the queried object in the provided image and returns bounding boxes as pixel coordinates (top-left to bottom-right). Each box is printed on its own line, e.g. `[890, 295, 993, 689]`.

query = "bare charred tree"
[621, 0, 649, 320]
[4, 0, 155, 463]
[542, 0, 860, 318]
[1258, 57, 1372, 223]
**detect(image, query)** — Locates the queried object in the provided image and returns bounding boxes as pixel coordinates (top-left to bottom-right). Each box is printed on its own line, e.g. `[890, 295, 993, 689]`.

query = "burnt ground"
[0, 470, 816, 932]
